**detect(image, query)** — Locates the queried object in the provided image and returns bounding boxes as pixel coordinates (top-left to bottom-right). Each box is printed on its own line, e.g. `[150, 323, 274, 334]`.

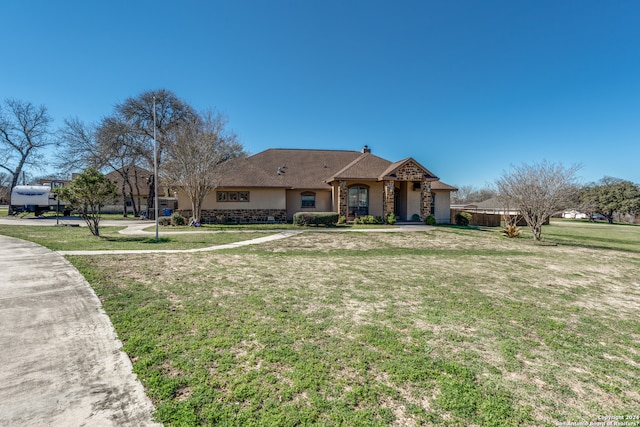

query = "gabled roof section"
[431, 181, 457, 191]
[378, 158, 439, 181]
[216, 149, 364, 189]
[214, 148, 450, 189]
[327, 153, 393, 182]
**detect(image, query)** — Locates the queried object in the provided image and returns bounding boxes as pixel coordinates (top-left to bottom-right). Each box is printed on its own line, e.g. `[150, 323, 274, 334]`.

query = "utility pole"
[153, 96, 159, 242]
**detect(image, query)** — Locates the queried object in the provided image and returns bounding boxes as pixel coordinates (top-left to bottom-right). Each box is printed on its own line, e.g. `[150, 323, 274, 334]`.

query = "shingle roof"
[431, 181, 458, 191]
[215, 148, 455, 191]
[218, 149, 367, 189]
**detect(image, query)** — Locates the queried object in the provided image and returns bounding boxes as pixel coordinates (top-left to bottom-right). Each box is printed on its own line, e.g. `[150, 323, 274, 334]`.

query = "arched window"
[301, 192, 316, 208]
[348, 185, 369, 216]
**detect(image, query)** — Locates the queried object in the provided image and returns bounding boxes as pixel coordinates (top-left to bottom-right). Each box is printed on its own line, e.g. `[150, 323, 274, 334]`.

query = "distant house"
[103, 166, 174, 215]
[451, 196, 549, 226]
[175, 146, 457, 223]
[561, 210, 588, 219]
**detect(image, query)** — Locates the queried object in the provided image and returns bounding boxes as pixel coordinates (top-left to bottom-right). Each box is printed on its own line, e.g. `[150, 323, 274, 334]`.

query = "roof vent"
[362, 145, 371, 154]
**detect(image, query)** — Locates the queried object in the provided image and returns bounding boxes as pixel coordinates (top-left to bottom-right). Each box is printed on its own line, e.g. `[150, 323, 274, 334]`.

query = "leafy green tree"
[55, 167, 117, 236]
[581, 177, 640, 224]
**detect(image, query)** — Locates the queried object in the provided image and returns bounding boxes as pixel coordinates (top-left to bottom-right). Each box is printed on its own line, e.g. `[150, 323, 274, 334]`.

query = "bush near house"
[355, 215, 382, 224]
[293, 212, 339, 226]
[455, 211, 472, 226]
[425, 215, 437, 225]
[386, 213, 397, 224]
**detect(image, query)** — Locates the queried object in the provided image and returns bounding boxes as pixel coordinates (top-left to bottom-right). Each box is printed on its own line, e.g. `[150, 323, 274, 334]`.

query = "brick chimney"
[362, 145, 371, 154]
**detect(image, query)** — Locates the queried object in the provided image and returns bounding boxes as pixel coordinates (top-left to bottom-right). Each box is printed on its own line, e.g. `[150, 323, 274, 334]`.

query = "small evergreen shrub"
[293, 212, 339, 226]
[386, 213, 397, 225]
[171, 212, 186, 226]
[455, 211, 472, 226]
[338, 215, 346, 224]
[412, 213, 421, 222]
[353, 217, 362, 224]
[425, 215, 437, 225]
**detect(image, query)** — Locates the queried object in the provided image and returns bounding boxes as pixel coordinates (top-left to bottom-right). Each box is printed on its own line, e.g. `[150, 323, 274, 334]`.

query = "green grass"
[0, 225, 273, 251]
[536, 220, 640, 252]
[61, 222, 640, 426]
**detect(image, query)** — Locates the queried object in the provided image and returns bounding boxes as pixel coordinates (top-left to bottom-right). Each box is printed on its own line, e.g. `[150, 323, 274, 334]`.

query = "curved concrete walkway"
[0, 235, 161, 427]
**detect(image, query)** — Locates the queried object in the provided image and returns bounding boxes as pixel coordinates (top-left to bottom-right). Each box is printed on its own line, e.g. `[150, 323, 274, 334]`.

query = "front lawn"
[0, 225, 273, 251]
[66, 223, 640, 426]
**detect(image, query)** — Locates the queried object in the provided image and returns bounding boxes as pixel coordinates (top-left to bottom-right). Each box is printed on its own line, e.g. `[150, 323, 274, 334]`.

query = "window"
[301, 192, 316, 208]
[348, 185, 369, 216]
[217, 191, 250, 202]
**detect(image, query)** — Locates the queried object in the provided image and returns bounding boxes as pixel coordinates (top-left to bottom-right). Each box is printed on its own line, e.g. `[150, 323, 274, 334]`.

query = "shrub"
[353, 217, 361, 225]
[293, 212, 339, 226]
[455, 212, 472, 226]
[502, 224, 522, 238]
[171, 212, 186, 226]
[159, 216, 172, 226]
[359, 215, 380, 224]
[338, 215, 346, 224]
[425, 215, 437, 225]
[386, 213, 397, 225]
[412, 213, 421, 222]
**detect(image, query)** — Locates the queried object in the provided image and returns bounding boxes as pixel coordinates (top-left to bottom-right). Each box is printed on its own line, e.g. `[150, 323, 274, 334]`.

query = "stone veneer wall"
[338, 181, 348, 218]
[420, 181, 432, 220]
[178, 209, 287, 224]
[395, 161, 425, 181]
[383, 180, 395, 218]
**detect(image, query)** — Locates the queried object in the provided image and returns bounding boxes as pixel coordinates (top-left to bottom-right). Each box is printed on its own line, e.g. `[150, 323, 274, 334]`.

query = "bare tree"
[56, 117, 102, 174]
[495, 161, 580, 241]
[0, 172, 10, 204]
[114, 89, 197, 217]
[95, 116, 147, 217]
[163, 111, 246, 224]
[0, 99, 53, 214]
[451, 185, 496, 204]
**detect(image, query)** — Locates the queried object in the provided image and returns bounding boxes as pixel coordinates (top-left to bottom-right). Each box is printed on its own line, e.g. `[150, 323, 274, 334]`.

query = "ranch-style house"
[175, 146, 457, 224]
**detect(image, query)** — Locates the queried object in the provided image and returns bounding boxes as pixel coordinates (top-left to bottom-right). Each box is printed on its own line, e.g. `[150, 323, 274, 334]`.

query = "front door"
[348, 186, 369, 217]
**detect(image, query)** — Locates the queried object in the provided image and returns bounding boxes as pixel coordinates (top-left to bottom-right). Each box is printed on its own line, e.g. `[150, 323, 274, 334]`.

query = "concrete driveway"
[0, 235, 160, 426]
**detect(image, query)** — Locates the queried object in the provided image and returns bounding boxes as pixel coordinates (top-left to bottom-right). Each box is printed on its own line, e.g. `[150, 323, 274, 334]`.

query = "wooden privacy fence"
[450, 209, 502, 227]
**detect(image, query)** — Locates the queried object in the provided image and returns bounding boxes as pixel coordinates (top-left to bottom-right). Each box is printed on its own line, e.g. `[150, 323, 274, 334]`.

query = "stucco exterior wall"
[367, 182, 384, 218]
[405, 185, 422, 221]
[286, 189, 332, 220]
[179, 188, 287, 210]
[433, 191, 452, 224]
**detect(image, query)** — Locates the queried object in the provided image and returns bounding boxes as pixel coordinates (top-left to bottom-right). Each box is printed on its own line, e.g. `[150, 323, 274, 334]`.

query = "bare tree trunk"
[121, 179, 128, 217]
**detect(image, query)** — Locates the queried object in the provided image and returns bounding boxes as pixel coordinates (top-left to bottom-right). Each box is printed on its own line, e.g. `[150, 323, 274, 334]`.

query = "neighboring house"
[452, 197, 519, 216]
[561, 210, 588, 219]
[175, 146, 457, 223]
[104, 166, 175, 215]
[452, 196, 549, 226]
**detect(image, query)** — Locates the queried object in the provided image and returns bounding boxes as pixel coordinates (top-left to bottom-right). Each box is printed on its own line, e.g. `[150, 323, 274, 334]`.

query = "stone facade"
[383, 180, 395, 219]
[338, 180, 348, 218]
[420, 181, 432, 220]
[395, 161, 425, 181]
[178, 209, 287, 224]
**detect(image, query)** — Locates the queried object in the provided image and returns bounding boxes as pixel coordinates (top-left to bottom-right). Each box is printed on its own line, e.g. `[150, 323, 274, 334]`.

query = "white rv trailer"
[10, 185, 63, 215]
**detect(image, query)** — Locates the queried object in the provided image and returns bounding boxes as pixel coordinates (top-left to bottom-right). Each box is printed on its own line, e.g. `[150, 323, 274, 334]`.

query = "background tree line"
[0, 89, 245, 222]
[2, 90, 639, 235]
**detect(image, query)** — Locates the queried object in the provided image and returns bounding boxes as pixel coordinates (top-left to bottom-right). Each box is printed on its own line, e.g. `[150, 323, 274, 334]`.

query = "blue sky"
[2, 0, 639, 187]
